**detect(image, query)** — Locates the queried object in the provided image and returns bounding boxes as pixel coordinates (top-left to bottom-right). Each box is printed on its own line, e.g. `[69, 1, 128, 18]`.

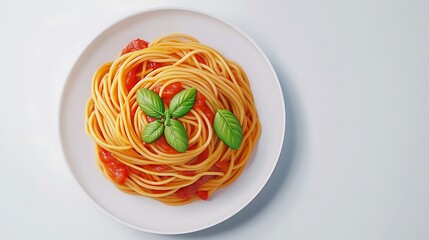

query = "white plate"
[59, 7, 285, 234]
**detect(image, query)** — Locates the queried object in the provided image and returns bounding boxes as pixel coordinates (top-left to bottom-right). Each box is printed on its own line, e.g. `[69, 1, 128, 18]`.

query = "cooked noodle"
[85, 33, 261, 205]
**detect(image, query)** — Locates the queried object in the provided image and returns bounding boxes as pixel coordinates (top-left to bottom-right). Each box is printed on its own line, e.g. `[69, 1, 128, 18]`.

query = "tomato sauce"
[121, 39, 148, 91]
[175, 160, 226, 200]
[120, 38, 165, 91]
[147, 61, 164, 70]
[176, 174, 213, 200]
[121, 38, 149, 55]
[178, 170, 196, 176]
[152, 82, 184, 106]
[98, 148, 129, 184]
[144, 164, 171, 172]
[193, 92, 214, 123]
[154, 135, 179, 154]
[196, 190, 209, 200]
[124, 66, 141, 92]
[146, 115, 156, 122]
[195, 53, 206, 65]
[129, 167, 154, 181]
[187, 148, 209, 165]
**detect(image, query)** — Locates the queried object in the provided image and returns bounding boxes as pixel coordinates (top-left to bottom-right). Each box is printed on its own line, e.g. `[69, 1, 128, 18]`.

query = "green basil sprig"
[137, 87, 196, 152]
[214, 109, 243, 150]
[137, 87, 243, 152]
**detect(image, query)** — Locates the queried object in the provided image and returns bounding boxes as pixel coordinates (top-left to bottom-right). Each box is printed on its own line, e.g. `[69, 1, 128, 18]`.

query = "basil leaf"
[214, 109, 243, 149]
[142, 120, 164, 143]
[164, 119, 188, 152]
[168, 88, 196, 118]
[137, 88, 165, 118]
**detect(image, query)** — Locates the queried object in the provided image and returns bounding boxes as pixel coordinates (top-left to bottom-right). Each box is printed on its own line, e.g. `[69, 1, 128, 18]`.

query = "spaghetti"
[85, 33, 261, 205]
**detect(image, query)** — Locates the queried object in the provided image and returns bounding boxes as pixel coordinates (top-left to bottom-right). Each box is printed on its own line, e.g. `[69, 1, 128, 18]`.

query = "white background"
[1, 0, 428, 239]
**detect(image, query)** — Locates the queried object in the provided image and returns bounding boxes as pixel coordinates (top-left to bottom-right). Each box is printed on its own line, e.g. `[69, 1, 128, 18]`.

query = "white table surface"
[1, 0, 428, 239]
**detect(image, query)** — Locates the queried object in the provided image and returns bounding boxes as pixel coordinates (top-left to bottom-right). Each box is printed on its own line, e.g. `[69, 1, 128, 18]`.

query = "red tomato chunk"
[99, 148, 129, 184]
[121, 38, 148, 55]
